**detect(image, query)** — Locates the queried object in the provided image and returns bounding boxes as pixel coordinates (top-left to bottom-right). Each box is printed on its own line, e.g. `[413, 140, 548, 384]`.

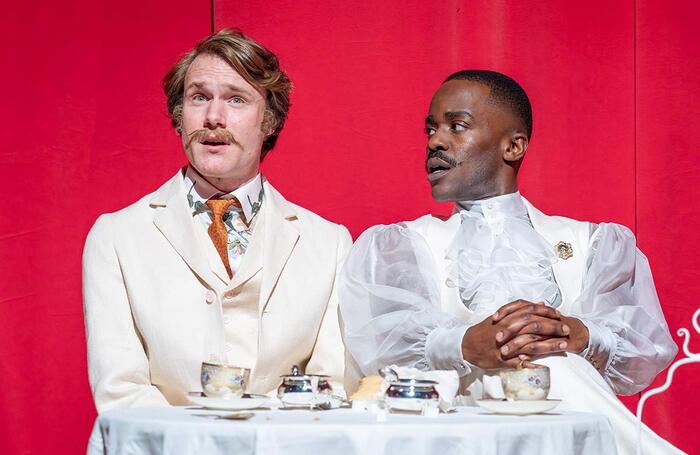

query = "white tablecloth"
[87, 406, 617, 455]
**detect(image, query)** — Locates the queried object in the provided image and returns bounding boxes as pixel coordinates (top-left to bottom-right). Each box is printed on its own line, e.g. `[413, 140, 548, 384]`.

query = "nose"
[427, 127, 448, 153]
[204, 99, 226, 129]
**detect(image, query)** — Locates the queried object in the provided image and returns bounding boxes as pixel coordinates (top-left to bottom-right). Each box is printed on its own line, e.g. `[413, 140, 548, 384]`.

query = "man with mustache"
[83, 30, 351, 412]
[339, 70, 679, 453]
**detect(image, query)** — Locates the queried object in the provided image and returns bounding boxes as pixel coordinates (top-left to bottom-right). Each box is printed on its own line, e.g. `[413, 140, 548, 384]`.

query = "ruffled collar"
[446, 192, 562, 315]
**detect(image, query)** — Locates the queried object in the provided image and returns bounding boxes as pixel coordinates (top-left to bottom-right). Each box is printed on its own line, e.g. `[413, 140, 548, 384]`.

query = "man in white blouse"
[339, 70, 679, 454]
[83, 30, 351, 412]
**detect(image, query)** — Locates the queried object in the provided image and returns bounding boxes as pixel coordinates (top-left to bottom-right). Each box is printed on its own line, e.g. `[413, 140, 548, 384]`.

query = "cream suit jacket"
[83, 169, 352, 413]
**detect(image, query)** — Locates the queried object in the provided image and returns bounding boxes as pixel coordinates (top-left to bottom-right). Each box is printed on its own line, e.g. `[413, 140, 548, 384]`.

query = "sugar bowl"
[277, 365, 333, 407]
[384, 378, 440, 413]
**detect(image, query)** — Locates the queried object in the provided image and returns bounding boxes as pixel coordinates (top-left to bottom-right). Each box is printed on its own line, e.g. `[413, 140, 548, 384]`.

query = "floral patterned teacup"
[499, 366, 550, 401]
[200, 362, 250, 399]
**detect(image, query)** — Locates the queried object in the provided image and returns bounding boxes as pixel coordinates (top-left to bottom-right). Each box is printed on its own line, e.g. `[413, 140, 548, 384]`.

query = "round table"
[87, 405, 617, 455]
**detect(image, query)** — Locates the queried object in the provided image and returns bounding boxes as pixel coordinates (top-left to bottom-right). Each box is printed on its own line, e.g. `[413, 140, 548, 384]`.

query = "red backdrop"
[1, 1, 698, 453]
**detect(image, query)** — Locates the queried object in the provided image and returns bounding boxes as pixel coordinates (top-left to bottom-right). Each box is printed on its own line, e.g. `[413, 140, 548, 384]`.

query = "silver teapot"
[277, 365, 333, 407]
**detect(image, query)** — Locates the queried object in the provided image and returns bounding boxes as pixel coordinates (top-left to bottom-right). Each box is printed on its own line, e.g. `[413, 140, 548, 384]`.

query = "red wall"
[0, 1, 209, 453]
[635, 0, 700, 446]
[0, 1, 697, 453]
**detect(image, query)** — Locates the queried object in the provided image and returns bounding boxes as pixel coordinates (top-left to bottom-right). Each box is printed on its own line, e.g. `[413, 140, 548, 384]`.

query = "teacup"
[200, 362, 250, 399]
[499, 366, 550, 401]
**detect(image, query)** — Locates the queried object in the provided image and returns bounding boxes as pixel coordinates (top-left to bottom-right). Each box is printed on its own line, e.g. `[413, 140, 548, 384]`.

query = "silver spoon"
[191, 412, 255, 420]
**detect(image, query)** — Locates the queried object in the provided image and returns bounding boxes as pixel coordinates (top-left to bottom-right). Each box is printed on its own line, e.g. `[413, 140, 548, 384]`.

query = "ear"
[503, 131, 528, 162]
[262, 109, 276, 138]
[172, 105, 183, 136]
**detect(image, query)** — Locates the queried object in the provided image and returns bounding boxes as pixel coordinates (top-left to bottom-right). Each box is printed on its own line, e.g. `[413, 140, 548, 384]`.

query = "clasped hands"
[461, 300, 590, 370]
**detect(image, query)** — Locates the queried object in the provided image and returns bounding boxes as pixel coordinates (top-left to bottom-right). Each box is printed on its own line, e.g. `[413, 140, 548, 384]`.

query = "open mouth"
[200, 137, 230, 147]
[427, 157, 453, 174]
[426, 157, 454, 183]
[428, 164, 451, 174]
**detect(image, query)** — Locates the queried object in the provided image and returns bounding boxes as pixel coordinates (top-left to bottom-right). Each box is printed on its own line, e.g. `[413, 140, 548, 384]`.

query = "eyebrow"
[444, 110, 474, 121]
[185, 81, 257, 96]
[425, 110, 475, 125]
[185, 81, 206, 91]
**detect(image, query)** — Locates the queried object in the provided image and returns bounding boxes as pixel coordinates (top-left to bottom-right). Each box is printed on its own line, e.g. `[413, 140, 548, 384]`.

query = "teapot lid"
[279, 365, 329, 380]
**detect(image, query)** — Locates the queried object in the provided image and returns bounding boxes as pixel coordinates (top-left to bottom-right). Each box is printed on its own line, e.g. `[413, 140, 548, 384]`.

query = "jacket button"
[205, 290, 215, 304]
[223, 290, 237, 300]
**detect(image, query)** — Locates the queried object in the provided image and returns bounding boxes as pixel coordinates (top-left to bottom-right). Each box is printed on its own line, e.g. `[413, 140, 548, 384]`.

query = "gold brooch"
[555, 241, 573, 260]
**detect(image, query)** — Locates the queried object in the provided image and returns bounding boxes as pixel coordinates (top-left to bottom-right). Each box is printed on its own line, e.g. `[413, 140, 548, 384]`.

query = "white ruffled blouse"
[339, 192, 677, 395]
[447, 193, 562, 315]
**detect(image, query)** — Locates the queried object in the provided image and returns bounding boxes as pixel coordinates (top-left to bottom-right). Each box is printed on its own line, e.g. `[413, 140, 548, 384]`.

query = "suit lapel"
[523, 198, 586, 307]
[151, 170, 220, 290]
[258, 181, 299, 316]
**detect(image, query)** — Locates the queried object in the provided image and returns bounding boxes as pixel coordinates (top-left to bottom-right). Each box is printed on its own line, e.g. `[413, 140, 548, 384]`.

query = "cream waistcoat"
[193, 203, 265, 374]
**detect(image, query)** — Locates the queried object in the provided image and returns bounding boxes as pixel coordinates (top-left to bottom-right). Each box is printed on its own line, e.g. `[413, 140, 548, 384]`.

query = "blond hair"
[163, 29, 292, 157]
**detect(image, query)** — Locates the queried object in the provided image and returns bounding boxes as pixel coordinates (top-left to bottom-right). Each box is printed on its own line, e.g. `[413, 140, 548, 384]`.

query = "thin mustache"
[186, 128, 239, 149]
[426, 149, 459, 170]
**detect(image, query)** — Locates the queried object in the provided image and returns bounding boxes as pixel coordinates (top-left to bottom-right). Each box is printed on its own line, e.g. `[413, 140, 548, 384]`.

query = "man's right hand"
[460, 300, 571, 370]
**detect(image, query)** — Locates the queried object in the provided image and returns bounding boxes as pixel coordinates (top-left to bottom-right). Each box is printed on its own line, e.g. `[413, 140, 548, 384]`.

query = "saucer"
[188, 396, 270, 411]
[475, 399, 561, 415]
[385, 397, 439, 413]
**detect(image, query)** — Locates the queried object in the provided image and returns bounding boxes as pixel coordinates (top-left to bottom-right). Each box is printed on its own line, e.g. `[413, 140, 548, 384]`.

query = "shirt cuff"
[579, 318, 617, 374]
[425, 324, 473, 376]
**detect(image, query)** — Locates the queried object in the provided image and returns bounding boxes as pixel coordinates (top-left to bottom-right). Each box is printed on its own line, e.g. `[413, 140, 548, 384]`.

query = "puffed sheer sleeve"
[571, 223, 678, 395]
[339, 224, 470, 377]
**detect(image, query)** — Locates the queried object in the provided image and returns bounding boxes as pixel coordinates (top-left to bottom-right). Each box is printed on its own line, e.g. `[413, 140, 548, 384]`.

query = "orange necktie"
[206, 197, 241, 279]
